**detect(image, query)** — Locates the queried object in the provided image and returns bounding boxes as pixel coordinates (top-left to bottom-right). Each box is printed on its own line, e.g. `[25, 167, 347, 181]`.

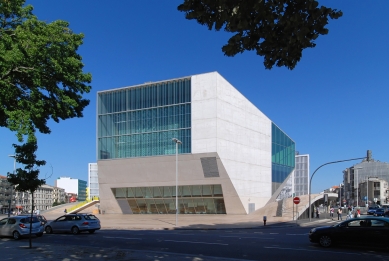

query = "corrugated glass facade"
[272, 123, 295, 194]
[97, 78, 191, 160]
[112, 185, 226, 214]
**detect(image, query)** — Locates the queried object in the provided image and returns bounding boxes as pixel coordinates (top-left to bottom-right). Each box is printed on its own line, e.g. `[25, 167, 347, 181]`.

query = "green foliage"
[7, 141, 45, 193]
[0, 0, 92, 142]
[178, 0, 343, 70]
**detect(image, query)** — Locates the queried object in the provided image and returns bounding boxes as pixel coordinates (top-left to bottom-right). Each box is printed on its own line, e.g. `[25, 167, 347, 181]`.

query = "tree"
[0, 0, 91, 247]
[0, 0, 92, 142]
[178, 0, 343, 70]
[7, 140, 45, 248]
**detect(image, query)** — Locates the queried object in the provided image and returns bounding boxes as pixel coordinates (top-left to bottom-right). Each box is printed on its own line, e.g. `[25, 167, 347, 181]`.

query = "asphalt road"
[26, 220, 389, 260]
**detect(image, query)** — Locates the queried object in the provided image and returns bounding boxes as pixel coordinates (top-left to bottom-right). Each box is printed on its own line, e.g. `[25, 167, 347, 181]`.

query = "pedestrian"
[337, 207, 343, 220]
[357, 208, 361, 218]
[347, 208, 352, 220]
[316, 207, 319, 218]
[64, 208, 67, 214]
[330, 206, 334, 219]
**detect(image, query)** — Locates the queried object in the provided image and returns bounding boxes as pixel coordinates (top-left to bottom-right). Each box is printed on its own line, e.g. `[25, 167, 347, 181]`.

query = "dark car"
[309, 216, 389, 248]
[367, 206, 379, 215]
[45, 214, 100, 234]
[374, 208, 385, 217]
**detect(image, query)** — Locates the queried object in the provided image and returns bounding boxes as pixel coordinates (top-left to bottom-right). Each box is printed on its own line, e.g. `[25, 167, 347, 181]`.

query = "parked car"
[309, 216, 389, 248]
[0, 216, 44, 240]
[45, 214, 100, 234]
[19, 214, 48, 225]
[367, 206, 380, 215]
[374, 208, 385, 217]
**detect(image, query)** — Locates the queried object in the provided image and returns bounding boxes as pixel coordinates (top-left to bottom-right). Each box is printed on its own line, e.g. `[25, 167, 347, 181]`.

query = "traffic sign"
[374, 198, 378, 203]
[293, 197, 300, 204]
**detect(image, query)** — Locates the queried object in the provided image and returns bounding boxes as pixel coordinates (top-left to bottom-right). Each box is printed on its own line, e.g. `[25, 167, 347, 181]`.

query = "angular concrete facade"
[97, 72, 294, 215]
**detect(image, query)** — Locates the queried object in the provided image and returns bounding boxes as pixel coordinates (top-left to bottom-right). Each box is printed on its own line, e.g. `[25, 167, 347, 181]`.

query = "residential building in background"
[0, 175, 14, 214]
[343, 151, 389, 206]
[88, 163, 99, 199]
[52, 186, 66, 204]
[55, 177, 87, 201]
[97, 72, 295, 215]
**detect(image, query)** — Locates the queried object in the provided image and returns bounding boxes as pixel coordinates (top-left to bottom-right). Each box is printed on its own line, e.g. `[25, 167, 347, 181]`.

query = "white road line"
[269, 233, 278, 234]
[263, 246, 361, 255]
[219, 236, 274, 239]
[104, 236, 141, 240]
[286, 233, 308, 236]
[164, 240, 228, 245]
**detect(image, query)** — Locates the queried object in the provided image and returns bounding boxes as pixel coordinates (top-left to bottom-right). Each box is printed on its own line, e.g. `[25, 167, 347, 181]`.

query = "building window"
[98, 78, 191, 160]
[112, 185, 226, 214]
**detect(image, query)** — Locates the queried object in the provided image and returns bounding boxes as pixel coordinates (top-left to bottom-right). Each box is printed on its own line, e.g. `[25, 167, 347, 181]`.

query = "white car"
[45, 214, 101, 234]
[0, 216, 44, 240]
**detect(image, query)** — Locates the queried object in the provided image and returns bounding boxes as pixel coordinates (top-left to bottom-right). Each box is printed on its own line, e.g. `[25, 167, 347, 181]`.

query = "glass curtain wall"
[112, 185, 226, 214]
[271, 123, 295, 194]
[97, 78, 191, 159]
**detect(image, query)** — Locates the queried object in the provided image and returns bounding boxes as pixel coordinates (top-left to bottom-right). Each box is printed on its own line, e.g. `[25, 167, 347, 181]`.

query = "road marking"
[263, 246, 362, 255]
[269, 233, 278, 234]
[164, 240, 228, 245]
[220, 236, 274, 239]
[286, 233, 308, 236]
[104, 236, 141, 240]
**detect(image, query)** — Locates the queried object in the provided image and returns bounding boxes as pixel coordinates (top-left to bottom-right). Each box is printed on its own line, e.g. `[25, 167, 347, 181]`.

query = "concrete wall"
[98, 152, 246, 214]
[191, 72, 272, 213]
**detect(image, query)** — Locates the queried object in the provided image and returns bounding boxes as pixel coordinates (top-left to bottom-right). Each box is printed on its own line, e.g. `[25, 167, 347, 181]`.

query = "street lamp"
[339, 183, 343, 206]
[308, 156, 366, 222]
[172, 138, 182, 227]
[8, 155, 16, 218]
[355, 167, 363, 207]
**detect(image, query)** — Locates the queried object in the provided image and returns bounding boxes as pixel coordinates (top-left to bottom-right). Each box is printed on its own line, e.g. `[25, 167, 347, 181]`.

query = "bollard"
[263, 216, 267, 226]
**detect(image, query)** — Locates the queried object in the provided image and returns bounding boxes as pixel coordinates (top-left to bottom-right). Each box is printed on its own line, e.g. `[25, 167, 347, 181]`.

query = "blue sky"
[1, 1, 388, 194]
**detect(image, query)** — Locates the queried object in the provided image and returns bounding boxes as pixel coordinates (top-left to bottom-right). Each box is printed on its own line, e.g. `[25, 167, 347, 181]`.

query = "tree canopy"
[0, 0, 92, 142]
[178, 0, 343, 70]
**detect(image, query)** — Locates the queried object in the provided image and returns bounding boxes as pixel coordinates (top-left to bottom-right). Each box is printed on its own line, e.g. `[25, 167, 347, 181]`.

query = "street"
[10, 219, 388, 261]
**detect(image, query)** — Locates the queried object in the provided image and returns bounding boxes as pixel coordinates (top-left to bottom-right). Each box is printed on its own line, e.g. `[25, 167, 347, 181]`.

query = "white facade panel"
[191, 72, 272, 213]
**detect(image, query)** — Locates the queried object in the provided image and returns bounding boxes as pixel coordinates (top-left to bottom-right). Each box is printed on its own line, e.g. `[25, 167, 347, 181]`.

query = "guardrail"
[67, 196, 99, 213]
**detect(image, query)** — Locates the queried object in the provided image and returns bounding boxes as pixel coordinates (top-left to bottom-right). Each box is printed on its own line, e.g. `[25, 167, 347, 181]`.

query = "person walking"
[330, 206, 334, 219]
[337, 207, 343, 220]
[316, 207, 320, 218]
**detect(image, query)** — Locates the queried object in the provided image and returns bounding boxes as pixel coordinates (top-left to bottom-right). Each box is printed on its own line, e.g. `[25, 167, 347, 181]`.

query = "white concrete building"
[55, 177, 87, 201]
[97, 72, 295, 214]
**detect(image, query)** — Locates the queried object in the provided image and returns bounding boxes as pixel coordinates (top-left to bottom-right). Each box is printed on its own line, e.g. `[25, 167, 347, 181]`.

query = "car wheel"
[13, 231, 21, 240]
[88, 230, 95, 234]
[71, 226, 80, 235]
[319, 235, 332, 247]
[36, 232, 43, 237]
[45, 226, 53, 234]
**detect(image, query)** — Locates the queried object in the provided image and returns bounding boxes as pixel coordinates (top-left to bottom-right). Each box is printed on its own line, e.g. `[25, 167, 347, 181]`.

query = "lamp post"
[355, 167, 363, 207]
[339, 183, 343, 206]
[309, 156, 366, 222]
[172, 138, 182, 227]
[8, 155, 16, 218]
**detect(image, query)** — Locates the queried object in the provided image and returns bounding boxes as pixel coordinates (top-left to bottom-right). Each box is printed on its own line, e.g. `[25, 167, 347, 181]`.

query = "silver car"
[45, 214, 101, 234]
[0, 216, 44, 240]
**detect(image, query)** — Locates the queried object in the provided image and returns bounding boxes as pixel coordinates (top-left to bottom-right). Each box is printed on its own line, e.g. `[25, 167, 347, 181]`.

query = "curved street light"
[309, 156, 365, 222]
